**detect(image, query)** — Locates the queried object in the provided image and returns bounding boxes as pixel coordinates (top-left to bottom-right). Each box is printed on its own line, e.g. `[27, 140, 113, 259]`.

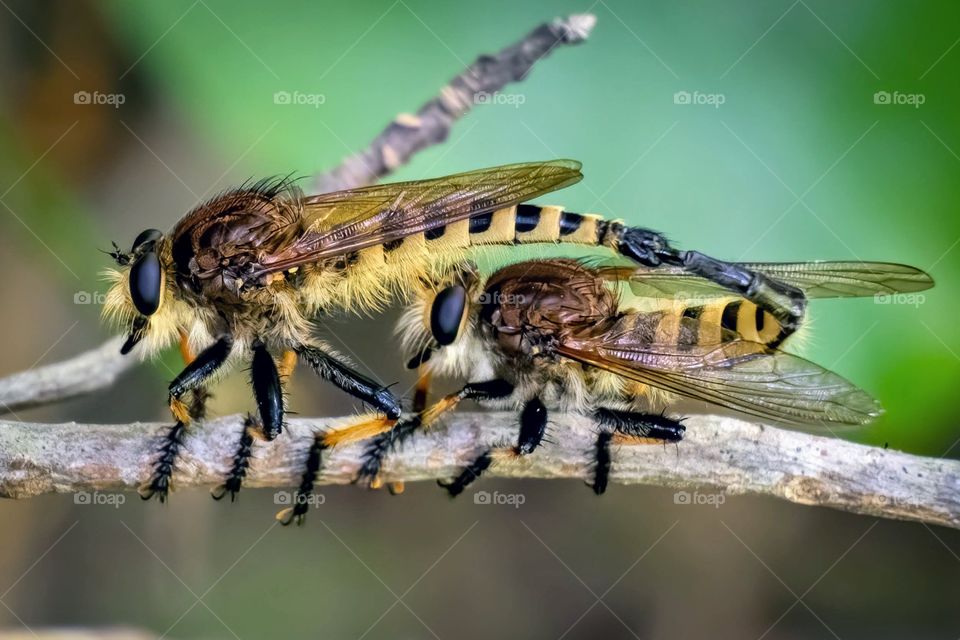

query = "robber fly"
[103, 160, 810, 501]
[273, 256, 932, 521]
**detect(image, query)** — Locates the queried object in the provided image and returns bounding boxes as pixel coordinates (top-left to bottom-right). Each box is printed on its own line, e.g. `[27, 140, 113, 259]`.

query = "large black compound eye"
[129, 251, 163, 315]
[131, 228, 164, 252]
[430, 285, 467, 346]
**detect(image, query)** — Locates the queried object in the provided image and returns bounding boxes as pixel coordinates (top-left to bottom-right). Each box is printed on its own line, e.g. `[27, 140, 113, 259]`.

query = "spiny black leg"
[168, 336, 232, 423]
[516, 398, 547, 455]
[147, 335, 230, 501]
[251, 342, 284, 440]
[594, 408, 687, 442]
[438, 449, 494, 497]
[592, 432, 614, 495]
[355, 416, 421, 485]
[211, 415, 257, 501]
[676, 250, 806, 332]
[590, 409, 686, 495]
[356, 379, 514, 486]
[614, 224, 807, 331]
[278, 437, 327, 526]
[297, 344, 401, 420]
[139, 421, 186, 502]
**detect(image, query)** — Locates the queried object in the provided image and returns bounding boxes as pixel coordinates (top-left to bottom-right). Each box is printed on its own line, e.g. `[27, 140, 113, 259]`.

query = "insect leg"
[138, 421, 186, 502]
[142, 336, 232, 502]
[516, 398, 547, 455]
[213, 344, 297, 498]
[250, 342, 284, 440]
[356, 378, 514, 488]
[413, 367, 432, 413]
[296, 344, 402, 420]
[211, 415, 258, 502]
[168, 336, 232, 424]
[590, 408, 686, 495]
[277, 349, 297, 380]
[386, 366, 433, 495]
[277, 434, 326, 526]
[437, 396, 545, 497]
[438, 448, 494, 497]
[274, 415, 400, 525]
[178, 330, 212, 420]
[613, 223, 807, 331]
[591, 431, 614, 497]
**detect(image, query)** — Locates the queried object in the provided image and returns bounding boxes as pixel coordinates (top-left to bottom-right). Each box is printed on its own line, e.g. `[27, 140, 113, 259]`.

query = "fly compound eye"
[129, 250, 163, 315]
[430, 285, 467, 346]
[131, 228, 164, 253]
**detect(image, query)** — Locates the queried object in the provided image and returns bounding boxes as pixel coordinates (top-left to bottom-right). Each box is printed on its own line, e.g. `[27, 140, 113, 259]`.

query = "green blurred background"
[0, 1, 957, 638]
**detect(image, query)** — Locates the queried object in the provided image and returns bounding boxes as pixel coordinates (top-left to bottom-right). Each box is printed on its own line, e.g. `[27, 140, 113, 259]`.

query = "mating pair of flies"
[103, 160, 933, 523]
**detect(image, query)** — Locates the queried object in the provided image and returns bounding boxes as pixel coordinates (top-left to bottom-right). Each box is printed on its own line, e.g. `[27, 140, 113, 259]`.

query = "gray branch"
[1, 413, 957, 529]
[0, 11, 955, 532]
[0, 337, 134, 416]
[312, 13, 597, 192]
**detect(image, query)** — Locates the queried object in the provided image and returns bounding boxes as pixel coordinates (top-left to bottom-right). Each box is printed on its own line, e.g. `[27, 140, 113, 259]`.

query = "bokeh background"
[0, 0, 958, 638]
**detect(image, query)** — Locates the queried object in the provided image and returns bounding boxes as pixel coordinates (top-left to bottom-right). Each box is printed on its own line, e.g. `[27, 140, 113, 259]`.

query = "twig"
[312, 13, 597, 192]
[1, 12, 954, 531]
[1, 413, 957, 529]
[0, 337, 134, 416]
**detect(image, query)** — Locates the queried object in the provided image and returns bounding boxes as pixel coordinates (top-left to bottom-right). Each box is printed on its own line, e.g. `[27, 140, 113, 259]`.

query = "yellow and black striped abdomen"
[302, 204, 617, 314]
[665, 299, 793, 350]
[382, 203, 612, 257]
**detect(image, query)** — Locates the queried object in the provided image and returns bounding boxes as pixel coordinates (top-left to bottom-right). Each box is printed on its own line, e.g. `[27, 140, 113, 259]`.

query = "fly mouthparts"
[120, 317, 148, 355]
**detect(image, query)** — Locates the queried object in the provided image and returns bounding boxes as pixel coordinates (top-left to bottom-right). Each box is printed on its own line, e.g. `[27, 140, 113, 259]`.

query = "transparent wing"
[595, 260, 933, 299]
[253, 160, 582, 275]
[557, 318, 881, 426]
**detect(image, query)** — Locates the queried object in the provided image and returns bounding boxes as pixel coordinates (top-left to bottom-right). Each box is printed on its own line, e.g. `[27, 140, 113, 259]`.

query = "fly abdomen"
[406, 205, 608, 251]
[660, 299, 794, 350]
[716, 299, 791, 348]
[366, 205, 607, 273]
